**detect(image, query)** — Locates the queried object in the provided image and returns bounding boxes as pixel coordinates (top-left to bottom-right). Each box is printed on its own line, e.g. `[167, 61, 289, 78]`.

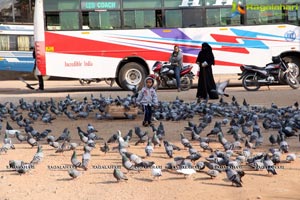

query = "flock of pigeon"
[0, 89, 299, 187]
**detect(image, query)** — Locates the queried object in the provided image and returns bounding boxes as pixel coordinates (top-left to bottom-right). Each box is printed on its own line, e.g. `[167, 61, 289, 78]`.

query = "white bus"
[0, 24, 34, 73]
[34, 0, 300, 90]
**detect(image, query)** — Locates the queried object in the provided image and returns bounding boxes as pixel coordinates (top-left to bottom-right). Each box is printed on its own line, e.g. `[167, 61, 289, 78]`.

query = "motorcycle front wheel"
[242, 73, 261, 91]
[180, 75, 193, 91]
[285, 72, 299, 89]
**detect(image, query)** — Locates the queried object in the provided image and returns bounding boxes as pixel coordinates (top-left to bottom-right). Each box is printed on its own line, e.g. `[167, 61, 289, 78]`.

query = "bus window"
[206, 8, 221, 26]
[165, 9, 182, 28]
[87, 11, 121, 30]
[182, 8, 203, 27]
[287, 8, 300, 25]
[46, 12, 79, 30]
[123, 0, 161, 9]
[206, 7, 241, 27]
[60, 12, 80, 30]
[17, 36, 30, 51]
[9, 35, 17, 51]
[156, 10, 163, 27]
[46, 13, 61, 30]
[0, 36, 10, 51]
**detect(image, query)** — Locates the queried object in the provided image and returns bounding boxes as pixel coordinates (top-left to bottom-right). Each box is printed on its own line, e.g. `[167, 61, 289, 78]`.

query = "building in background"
[0, 0, 34, 23]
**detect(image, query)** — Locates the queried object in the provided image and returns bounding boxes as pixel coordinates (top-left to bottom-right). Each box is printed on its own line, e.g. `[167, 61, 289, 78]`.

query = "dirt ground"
[0, 80, 300, 200]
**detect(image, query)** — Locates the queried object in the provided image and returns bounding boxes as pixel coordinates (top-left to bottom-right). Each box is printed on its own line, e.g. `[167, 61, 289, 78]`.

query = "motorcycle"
[238, 55, 299, 91]
[149, 61, 194, 91]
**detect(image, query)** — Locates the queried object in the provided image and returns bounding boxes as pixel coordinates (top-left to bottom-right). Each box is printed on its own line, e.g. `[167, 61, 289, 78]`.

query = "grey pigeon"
[180, 132, 192, 149]
[16, 163, 34, 175]
[225, 167, 243, 187]
[82, 151, 91, 170]
[30, 145, 44, 165]
[26, 133, 38, 147]
[145, 139, 154, 157]
[206, 169, 219, 179]
[200, 141, 213, 152]
[55, 128, 71, 142]
[286, 153, 296, 162]
[71, 151, 82, 168]
[9, 160, 24, 169]
[100, 142, 110, 154]
[15, 132, 27, 143]
[121, 154, 139, 172]
[113, 168, 128, 182]
[263, 154, 277, 175]
[211, 79, 230, 97]
[163, 140, 174, 158]
[68, 168, 81, 179]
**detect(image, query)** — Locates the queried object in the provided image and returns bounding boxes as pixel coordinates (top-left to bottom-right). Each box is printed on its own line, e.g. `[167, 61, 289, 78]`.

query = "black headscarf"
[196, 42, 215, 66]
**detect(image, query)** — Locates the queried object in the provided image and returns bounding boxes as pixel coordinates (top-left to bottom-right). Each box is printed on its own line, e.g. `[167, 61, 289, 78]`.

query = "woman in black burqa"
[195, 42, 218, 100]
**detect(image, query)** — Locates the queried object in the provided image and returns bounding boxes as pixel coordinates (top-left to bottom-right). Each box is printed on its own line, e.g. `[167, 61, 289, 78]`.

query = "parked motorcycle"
[238, 56, 299, 91]
[149, 61, 194, 91]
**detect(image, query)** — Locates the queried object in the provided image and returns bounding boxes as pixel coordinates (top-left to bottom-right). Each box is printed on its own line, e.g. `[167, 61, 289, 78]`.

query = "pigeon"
[263, 154, 277, 175]
[269, 134, 277, 145]
[16, 163, 34, 175]
[68, 168, 81, 179]
[55, 128, 71, 142]
[55, 140, 70, 153]
[151, 164, 162, 180]
[151, 131, 161, 148]
[145, 139, 154, 157]
[5, 122, 21, 137]
[113, 168, 128, 182]
[30, 145, 44, 165]
[286, 153, 296, 162]
[176, 167, 196, 178]
[200, 141, 213, 152]
[163, 140, 174, 158]
[87, 123, 98, 134]
[121, 154, 139, 172]
[225, 167, 243, 187]
[81, 151, 91, 170]
[134, 130, 149, 146]
[26, 133, 38, 147]
[206, 169, 220, 179]
[18, 77, 38, 90]
[194, 161, 205, 172]
[8, 160, 24, 170]
[180, 133, 192, 149]
[211, 79, 230, 97]
[71, 151, 82, 168]
[100, 142, 110, 154]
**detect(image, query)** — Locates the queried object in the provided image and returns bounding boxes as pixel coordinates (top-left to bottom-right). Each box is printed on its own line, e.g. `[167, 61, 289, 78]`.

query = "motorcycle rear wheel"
[242, 73, 261, 91]
[285, 72, 299, 89]
[180, 75, 193, 91]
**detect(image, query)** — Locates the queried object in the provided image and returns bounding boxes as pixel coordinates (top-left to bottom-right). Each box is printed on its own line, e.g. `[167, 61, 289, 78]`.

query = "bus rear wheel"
[118, 62, 147, 91]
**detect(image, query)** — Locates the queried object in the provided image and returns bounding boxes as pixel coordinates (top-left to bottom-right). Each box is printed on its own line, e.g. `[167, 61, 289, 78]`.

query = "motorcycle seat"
[244, 65, 263, 69]
[181, 65, 191, 71]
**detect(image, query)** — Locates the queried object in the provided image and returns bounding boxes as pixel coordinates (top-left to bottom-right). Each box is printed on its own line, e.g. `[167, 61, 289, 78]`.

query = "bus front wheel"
[118, 62, 147, 91]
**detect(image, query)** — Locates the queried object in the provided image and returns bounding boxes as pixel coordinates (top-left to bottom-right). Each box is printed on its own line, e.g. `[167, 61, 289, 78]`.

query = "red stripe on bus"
[45, 32, 241, 67]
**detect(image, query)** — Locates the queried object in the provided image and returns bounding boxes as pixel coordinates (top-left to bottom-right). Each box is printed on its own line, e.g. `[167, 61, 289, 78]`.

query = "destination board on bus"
[81, 0, 120, 9]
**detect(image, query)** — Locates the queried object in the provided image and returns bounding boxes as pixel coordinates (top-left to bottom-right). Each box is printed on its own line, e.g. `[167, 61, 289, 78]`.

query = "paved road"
[0, 79, 299, 108]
